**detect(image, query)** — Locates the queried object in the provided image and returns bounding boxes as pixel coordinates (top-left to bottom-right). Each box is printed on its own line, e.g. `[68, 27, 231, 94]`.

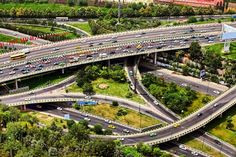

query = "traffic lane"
[0, 76, 76, 101]
[160, 142, 206, 157]
[148, 71, 222, 96]
[27, 104, 138, 134]
[0, 31, 220, 73]
[127, 66, 178, 122]
[0, 25, 193, 62]
[193, 131, 236, 157]
[0, 34, 222, 83]
[0, 21, 227, 64]
[119, 89, 236, 145]
[0, 23, 223, 63]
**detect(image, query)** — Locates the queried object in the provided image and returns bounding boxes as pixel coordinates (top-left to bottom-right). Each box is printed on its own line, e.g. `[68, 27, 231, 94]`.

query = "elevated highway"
[0, 22, 232, 84]
[2, 86, 235, 150]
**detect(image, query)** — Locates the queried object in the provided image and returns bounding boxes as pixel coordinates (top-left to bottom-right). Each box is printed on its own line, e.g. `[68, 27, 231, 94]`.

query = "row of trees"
[76, 65, 126, 94]
[142, 73, 197, 114]
[0, 23, 77, 42]
[0, 104, 172, 157]
[0, 3, 221, 18]
[89, 17, 162, 35]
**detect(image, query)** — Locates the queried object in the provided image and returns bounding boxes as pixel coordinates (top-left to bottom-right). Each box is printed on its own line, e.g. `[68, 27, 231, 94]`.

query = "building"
[154, 0, 224, 7]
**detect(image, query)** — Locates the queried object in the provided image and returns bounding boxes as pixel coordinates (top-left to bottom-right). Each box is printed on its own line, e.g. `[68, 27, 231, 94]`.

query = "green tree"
[189, 42, 203, 61]
[89, 139, 116, 157]
[82, 83, 94, 95]
[226, 116, 234, 130]
[112, 101, 119, 107]
[187, 16, 197, 23]
[93, 124, 103, 135]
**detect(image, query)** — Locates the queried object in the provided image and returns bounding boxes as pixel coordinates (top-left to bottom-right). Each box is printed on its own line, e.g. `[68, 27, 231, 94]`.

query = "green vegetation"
[69, 22, 92, 34]
[19, 72, 71, 90]
[70, 64, 145, 104]
[27, 111, 67, 128]
[205, 42, 236, 60]
[81, 103, 161, 128]
[0, 2, 220, 18]
[0, 33, 18, 42]
[182, 93, 214, 117]
[142, 73, 208, 115]
[182, 136, 226, 157]
[0, 23, 78, 41]
[205, 105, 236, 147]
[157, 41, 236, 85]
[67, 78, 146, 104]
[88, 18, 161, 35]
[0, 104, 170, 157]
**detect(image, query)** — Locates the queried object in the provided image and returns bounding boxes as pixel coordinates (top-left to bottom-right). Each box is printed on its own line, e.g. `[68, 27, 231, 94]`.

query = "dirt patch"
[98, 83, 109, 89]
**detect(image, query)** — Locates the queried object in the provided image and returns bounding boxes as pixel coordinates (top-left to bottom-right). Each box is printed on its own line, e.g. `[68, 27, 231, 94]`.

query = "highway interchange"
[0, 22, 236, 156]
[0, 22, 232, 84]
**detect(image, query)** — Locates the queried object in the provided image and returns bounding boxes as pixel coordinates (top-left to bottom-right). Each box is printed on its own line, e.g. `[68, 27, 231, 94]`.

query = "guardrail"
[90, 85, 236, 144]
[0, 33, 222, 84]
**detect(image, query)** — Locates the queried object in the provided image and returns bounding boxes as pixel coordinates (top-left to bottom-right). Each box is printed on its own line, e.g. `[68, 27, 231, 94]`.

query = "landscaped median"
[205, 105, 236, 147]
[74, 103, 161, 128]
[181, 136, 226, 157]
[67, 64, 146, 105]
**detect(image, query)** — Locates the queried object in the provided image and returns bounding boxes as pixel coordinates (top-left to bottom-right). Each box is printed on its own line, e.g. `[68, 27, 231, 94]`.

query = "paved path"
[0, 28, 50, 45]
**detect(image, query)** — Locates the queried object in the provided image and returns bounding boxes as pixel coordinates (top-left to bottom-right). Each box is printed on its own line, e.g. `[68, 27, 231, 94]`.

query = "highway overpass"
[0, 22, 231, 84]
[2, 85, 235, 149]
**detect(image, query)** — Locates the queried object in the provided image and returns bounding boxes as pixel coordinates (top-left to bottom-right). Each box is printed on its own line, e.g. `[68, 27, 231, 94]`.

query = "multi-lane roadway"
[0, 22, 231, 84]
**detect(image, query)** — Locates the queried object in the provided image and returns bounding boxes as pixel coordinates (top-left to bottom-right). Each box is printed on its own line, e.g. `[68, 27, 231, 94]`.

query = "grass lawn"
[68, 22, 92, 34]
[205, 42, 236, 60]
[193, 18, 232, 25]
[67, 78, 146, 104]
[15, 24, 78, 39]
[25, 111, 67, 128]
[182, 136, 226, 157]
[181, 94, 214, 117]
[0, 33, 18, 42]
[19, 72, 72, 90]
[204, 105, 236, 147]
[81, 103, 161, 128]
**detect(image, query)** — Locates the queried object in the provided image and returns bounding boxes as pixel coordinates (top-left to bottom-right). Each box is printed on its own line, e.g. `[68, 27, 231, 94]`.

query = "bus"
[10, 52, 26, 60]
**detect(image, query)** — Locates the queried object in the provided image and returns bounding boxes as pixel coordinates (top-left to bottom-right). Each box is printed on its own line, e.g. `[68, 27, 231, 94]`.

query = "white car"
[117, 137, 124, 141]
[213, 103, 218, 107]
[213, 90, 220, 95]
[179, 144, 187, 150]
[104, 119, 112, 124]
[57, 107, 63, 111]
[153, 101, 159, 105]
[24, 98, 31, 101]
[191, 151, 199, 156]
[84, 117, 90, 121]
[181, 83, 188, 87]
[9, 71, 16, 75]
[123, 129, 130, 133]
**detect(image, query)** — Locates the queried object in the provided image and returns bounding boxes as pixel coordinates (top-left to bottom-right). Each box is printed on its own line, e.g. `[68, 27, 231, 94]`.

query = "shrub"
[112, 101, 119, 107]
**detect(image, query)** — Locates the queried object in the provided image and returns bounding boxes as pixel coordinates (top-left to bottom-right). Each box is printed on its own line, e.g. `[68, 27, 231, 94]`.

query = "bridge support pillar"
[62, 68, 65, 74]
[153, 52, 157, 64]
[15, 79, 18, 89]
[21, 105, 26, 111]
[108, 59, 111, 67]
